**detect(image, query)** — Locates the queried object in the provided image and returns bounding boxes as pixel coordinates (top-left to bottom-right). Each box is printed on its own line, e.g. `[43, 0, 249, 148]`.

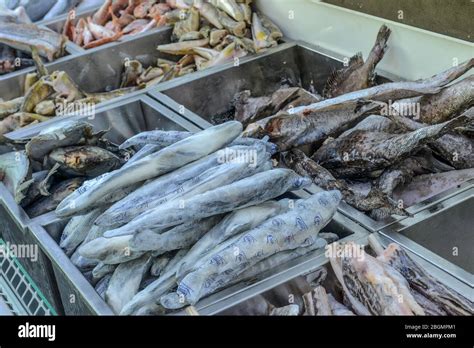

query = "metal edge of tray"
[378, 186, 474, 289]
[148, 41, 301, 129]
[151, 40, 298, 93]
[0, 184, 32, 233]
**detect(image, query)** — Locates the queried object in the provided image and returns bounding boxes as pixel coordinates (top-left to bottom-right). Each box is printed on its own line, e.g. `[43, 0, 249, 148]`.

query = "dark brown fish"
[233, 87, 321, 126]
[390, 108, 474, 169]
[290, 58, 474, 115]
[376, 147, 454, 196]
[281, 148, 407, 218]
[313, 115, 469, 178]
[391, 76, 473, 125]
[324, 25, 391, 98]
[244, 101, 380, 151]
[48, 145, 122, 177]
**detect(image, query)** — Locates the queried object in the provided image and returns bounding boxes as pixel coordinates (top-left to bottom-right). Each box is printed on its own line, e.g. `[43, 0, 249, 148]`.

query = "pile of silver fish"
[48, 121, 342, 314]
[0, 0, 103, 22]
[0, 120, 130, 217]
[224, 239, 473, 316]
[216, 25, 474, 220]
[0, 50, 142, 135]
[116, 0, 283, 88]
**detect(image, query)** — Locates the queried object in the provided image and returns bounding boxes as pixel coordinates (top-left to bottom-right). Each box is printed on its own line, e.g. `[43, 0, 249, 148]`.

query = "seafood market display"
[224, 239, 473, 316]
[0, 120, 130, 217]
[0, 5, 471, 319]
[24, 120, 344, 314]
[211, 25, 474, 221]
[0, 51, 142, 135]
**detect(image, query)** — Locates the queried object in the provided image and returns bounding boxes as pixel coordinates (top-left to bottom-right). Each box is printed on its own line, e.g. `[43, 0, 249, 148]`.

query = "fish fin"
[323, 53, 364, 98]
[39, 163, 60, 196]
[349, 52, 364, 68]
[30, 46, 48, 77]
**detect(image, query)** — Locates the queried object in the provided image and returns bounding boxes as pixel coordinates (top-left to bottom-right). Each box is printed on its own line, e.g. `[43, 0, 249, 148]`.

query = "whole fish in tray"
[25, 177, 85, 217]
[244, 101, 381, 151]
[47, 145, 122, 177]
[104, 168, 311, 238]
[176, 199, 292, 279]
[402, 75, 473, 125]
[313, 115, 469, 178]
[105, 253, 153, 314]
[390, 108, 474, 169]
[60, 207, 105, 256]
[101, 145, 271, 228]
[0, 150, 32, 204]
[130, 215, 223, 254]
[375, 148, 455, 196]
[281, 148, 407, 218]
[328, 242, 425, 315]
[56, 121, 243, 217]
[0, 21, 67, 61]
[371, 238, 473, 315]
[25, 120, 95, 162]
[290, 58, 474, 115]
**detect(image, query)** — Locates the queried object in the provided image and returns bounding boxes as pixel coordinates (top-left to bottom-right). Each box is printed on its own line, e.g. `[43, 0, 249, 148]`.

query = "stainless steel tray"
[2, 92, 373, 315]
[379, 183, 473, 289]
[0, 26, 174, 97]
[149, 41, 336, 129]
[37, 188, 369, 315]
[215, 233, 473, 315]
[1, 95, 200, 314]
